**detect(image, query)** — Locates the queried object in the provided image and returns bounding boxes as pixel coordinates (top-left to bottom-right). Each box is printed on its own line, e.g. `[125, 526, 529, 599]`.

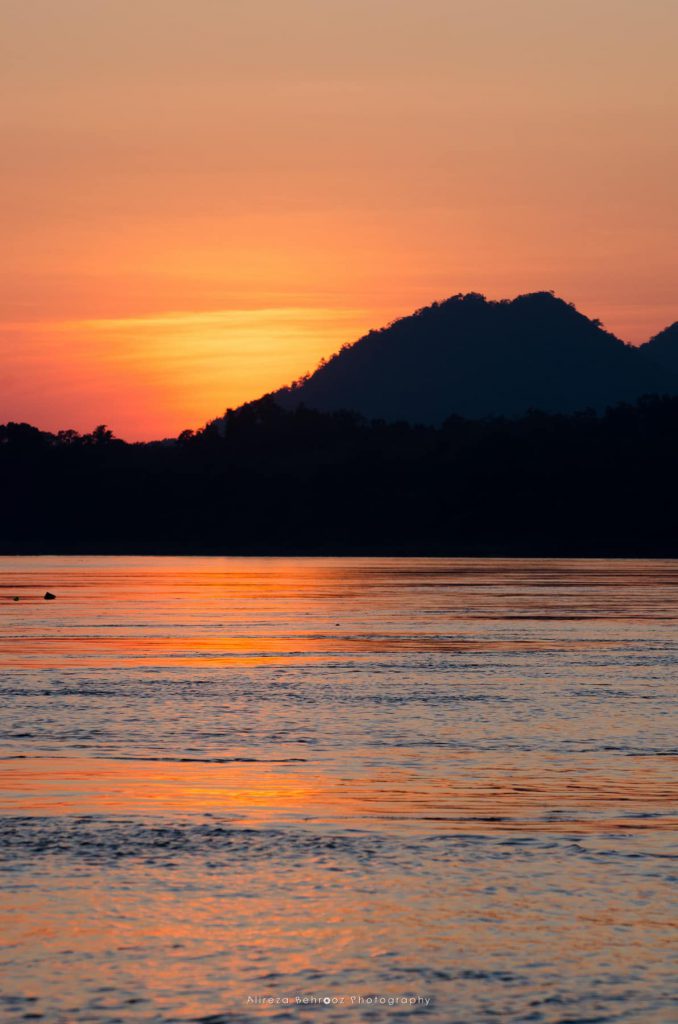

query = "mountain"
[641, 322, 678, 376]
[269, 292, 678, 424]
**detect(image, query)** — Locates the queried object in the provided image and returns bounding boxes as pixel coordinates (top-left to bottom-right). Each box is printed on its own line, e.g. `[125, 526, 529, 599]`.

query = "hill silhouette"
[269, 292, 678, 423]
[2, 290, 678, 556]
[641, 322, 678, 376]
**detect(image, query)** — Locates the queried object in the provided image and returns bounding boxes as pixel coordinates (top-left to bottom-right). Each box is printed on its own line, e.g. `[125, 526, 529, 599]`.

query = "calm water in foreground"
[0, 557, 676, 1024]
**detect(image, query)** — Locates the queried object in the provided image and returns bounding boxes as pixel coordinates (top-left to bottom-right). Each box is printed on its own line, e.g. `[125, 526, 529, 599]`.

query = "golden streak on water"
[0, 756, 676, 835]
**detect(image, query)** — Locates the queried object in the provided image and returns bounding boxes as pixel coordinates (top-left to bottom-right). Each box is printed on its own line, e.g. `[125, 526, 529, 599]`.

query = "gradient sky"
[2, 0, 677, 439]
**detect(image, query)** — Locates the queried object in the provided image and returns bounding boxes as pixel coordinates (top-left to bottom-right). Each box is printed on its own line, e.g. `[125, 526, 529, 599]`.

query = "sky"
[2, 0, 677, 440]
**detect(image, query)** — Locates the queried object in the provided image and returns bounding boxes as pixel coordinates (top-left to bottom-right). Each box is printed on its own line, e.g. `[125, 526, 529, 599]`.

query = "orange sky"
[2, 0, 677, 440]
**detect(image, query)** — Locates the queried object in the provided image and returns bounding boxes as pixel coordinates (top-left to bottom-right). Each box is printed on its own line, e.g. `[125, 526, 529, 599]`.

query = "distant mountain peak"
[267, 291, 678, 424]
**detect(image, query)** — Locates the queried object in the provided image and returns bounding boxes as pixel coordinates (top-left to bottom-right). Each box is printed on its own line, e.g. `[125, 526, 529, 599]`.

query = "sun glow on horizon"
[1, 307, 378, 440]
[1, 0, 676, 438]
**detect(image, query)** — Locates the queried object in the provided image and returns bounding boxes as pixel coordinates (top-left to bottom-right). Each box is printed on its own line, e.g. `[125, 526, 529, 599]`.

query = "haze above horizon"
[2, 0, 677, 440]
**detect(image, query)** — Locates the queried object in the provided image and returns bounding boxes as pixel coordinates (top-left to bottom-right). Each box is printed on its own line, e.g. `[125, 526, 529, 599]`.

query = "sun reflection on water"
[0, 557, 676, 1023]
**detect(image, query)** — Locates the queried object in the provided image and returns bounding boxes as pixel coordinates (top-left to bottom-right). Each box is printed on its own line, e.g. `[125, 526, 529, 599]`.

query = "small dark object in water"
[44, 592, 56, 600]
[12, 596, 19, 602]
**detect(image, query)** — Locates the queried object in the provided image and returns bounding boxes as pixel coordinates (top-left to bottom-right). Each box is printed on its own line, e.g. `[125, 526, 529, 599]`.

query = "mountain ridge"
[641, 321, 678, 376]
[251, 291, 678, 425]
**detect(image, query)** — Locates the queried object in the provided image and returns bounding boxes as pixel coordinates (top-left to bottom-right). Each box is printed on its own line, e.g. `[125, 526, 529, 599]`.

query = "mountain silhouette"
[4, 289, 678, 556]
[641, 322, 678, 376]
[269, 292, 678, 424]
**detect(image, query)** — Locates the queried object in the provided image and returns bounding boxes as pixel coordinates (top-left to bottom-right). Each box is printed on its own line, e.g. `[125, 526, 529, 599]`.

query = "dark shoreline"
[3, 397, 677, 561]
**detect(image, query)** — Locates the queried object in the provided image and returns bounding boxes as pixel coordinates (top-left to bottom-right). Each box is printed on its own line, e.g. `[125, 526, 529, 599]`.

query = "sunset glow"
[2, 0, 677, 438]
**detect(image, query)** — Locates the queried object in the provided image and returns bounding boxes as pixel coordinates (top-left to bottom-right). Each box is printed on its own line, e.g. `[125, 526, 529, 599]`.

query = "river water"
[0, 557, 676, 1023]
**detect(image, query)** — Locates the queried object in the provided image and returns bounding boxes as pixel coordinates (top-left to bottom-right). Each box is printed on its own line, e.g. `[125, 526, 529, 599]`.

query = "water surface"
[1, 557, 676, 1023]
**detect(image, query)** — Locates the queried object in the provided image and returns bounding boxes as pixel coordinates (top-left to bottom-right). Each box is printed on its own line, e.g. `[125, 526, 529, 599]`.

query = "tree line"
[1, 395, 677, 555]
